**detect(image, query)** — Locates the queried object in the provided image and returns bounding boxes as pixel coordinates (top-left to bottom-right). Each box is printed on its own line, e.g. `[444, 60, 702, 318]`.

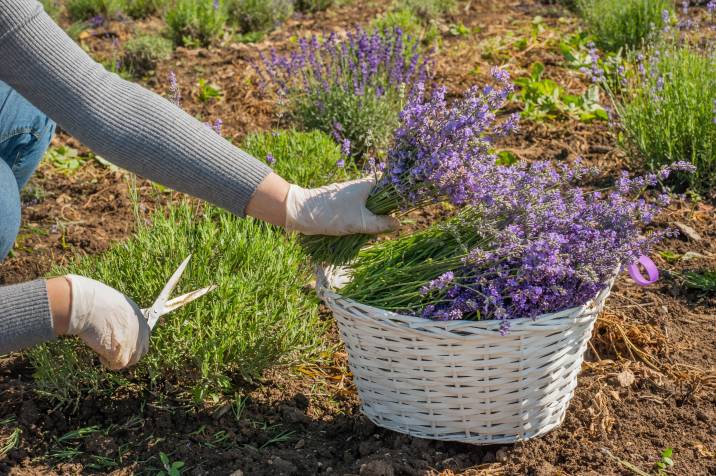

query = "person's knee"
[0, 160, 21, 261]
[0, 84, 55, 190]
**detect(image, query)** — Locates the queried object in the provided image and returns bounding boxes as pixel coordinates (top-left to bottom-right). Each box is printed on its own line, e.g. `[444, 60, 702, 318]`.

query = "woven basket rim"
[316, 266, 616, 335]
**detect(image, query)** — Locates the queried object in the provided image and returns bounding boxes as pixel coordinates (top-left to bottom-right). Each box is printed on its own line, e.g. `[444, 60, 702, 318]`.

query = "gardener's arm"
[1, 276, 149, 369]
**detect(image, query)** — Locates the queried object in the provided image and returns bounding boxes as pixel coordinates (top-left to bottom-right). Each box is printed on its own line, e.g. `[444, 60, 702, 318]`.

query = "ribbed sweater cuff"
[0, 279, 54, 355]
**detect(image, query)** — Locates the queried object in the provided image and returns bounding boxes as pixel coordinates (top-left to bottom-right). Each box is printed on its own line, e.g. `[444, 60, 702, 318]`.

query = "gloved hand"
[66, 275, 150, 370]
[284, 177, 400, 236]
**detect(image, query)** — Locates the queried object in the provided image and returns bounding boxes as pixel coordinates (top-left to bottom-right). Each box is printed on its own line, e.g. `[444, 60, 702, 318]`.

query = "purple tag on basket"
[627, 255, 659, 286]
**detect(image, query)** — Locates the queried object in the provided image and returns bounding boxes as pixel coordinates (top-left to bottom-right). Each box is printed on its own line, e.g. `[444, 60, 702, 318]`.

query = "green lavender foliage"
[123, 35, 174, 76]
[166, 0, 227, 47]
[341, 207, 487, 311]
[29, 203, 325, 405]
[576, 0, 672, 51]
[294, 0, 333, 12]
[614, 42, 716, 191]
[66, 0, 122, 21]
[242, 130, 358, 187]
[122, 0, 168, 18]
[39, 0, 62, 19]
[396, 0, 456, 21]
[223, 0, 293, 33]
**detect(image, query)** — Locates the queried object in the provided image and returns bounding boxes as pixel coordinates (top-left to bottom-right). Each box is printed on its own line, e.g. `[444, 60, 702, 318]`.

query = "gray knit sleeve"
[0, 0, 273, 217]
[0, 280, 54, 355]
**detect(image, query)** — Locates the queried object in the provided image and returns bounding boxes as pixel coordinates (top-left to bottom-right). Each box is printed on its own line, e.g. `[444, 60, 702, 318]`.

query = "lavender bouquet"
[302, 69, 519, 265]
[341, 161, 695, 333]
[254, 27, 431, 158]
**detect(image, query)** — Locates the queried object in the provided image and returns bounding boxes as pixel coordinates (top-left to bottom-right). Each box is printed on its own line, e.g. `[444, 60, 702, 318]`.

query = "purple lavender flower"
[213, 0, 220, 11]
[266, 153, 275, 166]
[254, 27, 433, 156]
[336, 159, 345, 169]
[662, 9, 671, 31]
[406, 160, 689, 325]
[168, 71, 181, 106]
[341, 138, 351, 157]
[89, 15, 104, 28]
[212, 118, 223, 135]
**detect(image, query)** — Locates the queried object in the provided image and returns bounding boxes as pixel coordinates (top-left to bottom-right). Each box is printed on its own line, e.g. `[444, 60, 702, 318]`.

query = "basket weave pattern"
[317, 268, 614, 444]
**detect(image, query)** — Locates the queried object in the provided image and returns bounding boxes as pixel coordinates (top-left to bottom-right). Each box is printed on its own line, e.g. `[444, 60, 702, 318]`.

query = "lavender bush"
[342, 161, 695, 332]
[598, 40, 716, 192]
[301, 69, 518, 264]
[224, 0, 293, 34]
[166, 0, 226, 47]
[254, 27, 432, 159]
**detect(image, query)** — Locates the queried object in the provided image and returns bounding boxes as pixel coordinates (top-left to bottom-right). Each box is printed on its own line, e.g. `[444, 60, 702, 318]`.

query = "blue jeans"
[0, 81, 56, 261]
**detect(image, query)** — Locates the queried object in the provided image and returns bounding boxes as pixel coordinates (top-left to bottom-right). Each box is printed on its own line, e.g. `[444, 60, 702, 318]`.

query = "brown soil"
[1, 1, 715, 475]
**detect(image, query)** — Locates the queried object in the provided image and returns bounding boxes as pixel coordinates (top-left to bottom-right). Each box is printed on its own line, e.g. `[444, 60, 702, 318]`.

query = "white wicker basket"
[316, 267, 614, 444]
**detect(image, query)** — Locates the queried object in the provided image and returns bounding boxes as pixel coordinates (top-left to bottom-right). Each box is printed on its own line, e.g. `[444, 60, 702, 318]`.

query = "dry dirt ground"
[1, 1, 715, 475]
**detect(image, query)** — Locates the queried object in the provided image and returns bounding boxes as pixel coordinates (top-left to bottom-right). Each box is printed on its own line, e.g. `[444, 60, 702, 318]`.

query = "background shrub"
[370, 8, 439, 50]
[242, 130, 358, 187]
[166, 0, 226, 47]
[123, 35, 174, 76]
[255, 28, 432, 159]
[29, 203, 325, 403]
[294, 0, 333, 13]
[576, 0, 672, 51]
[39, 0, 62, 19]
[613, 42, 716, 191]
[122, 0, 167, 18]
[66, 0, 122, 21]
[396, 0, 456, 21]
[224, 0, 293, 33]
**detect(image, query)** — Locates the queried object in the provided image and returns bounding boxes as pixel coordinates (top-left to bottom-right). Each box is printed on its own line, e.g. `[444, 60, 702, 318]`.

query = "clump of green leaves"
[654, 448, 674, 475]
[242, 130, 358, 187]
[166, 0, 226, 47]
[46, 146, 87, 173]
[223, 0, 293, 34]
[196, 78, 222, 101]
[66, 0, 122, 21]
[680, 270, 716, 293]
[122, 0, 167, 18]
[29, 202, 326, 404]
[158, 452, 185, 476]
[514, 62, 608, 122]
[123, 35, 173, 76]
[611, 42, 716, 191]
[576, 0, 672, 51]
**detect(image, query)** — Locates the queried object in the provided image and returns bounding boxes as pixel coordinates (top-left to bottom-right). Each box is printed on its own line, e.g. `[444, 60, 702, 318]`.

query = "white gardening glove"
[66, 275, 150, 370]
[284, 177, 400, 236]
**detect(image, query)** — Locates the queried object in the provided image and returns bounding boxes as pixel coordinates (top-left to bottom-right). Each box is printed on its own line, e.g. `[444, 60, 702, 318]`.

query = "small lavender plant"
[301, 69, 518, 265]
[166, 0, 226, 47]
[342, 161, 695, 333]
[254, 27, 432, 159]
[601, 41, 716, 191]
[576, 0, 672, 51]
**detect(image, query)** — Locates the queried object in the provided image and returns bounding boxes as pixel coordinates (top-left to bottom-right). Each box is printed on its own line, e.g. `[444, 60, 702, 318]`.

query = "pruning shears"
[142, 255, 217, 331]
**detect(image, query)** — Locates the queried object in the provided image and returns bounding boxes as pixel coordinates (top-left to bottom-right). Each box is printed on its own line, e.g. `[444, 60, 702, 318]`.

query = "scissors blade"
[154, 254, 193, 308]
[163, 285, 217, 313]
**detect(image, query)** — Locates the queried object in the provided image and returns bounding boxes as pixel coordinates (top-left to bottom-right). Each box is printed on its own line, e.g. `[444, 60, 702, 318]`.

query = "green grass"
[242, 129, 357, 187]
[29, 202, 326, 405]
[576, 0, 671, 51]
[612, 42, 716, 191]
